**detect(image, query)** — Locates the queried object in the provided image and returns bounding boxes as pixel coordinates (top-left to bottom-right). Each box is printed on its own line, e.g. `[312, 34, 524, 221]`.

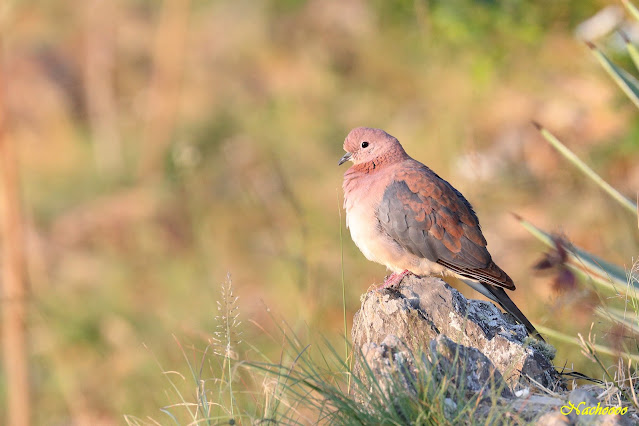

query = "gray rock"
[351, 275, 564, 395]
[349, 275, 639, 423]
[536, 411, 573, 425]
[562, 386, 635, 426]
[430, 334, 514, 398]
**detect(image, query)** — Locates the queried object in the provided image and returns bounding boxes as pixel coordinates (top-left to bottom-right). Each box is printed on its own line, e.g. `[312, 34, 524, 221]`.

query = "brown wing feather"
[377, 162, 515, 291]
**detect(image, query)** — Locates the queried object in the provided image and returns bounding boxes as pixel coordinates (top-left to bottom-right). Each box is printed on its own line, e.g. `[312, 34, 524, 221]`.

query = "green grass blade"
[567, 242, 630, 291]
[594, 306, 639, 335]
[514, 215, 634, 294]
[622, 0, 639, 23]
[627, 43, 639, 74]
[336, 191, 348, 365]
[620, 31, 639, 74]
[533, 123, 637, 214]
[535, 325, 639, 363]
[588, 41, 639, 110]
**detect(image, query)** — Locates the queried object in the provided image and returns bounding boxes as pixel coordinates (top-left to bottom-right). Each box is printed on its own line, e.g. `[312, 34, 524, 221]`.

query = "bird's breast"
[343, 173, 389, 264]
[344, 177, 409, 272]
[345, 203, 385, 264]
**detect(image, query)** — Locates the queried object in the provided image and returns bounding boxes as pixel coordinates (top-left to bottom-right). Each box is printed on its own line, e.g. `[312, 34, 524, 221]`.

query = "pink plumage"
[339, 127, 543, 341]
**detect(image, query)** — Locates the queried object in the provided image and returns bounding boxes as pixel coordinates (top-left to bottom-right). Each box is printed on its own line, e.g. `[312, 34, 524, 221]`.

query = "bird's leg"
[379, 269, 411, 289]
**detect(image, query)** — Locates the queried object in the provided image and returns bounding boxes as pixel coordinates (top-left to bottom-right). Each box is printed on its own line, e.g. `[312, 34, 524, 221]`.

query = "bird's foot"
[378, 270, 411, 290]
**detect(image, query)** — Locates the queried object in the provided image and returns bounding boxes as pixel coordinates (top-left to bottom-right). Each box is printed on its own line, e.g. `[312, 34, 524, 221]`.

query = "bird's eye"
[361, 141, 369, 148]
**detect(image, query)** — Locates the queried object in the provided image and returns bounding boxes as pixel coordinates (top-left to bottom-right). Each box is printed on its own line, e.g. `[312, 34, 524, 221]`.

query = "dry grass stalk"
[84, 0, 122, 174]
[139, 0, 191, 177]
[0, 46, 30, 425]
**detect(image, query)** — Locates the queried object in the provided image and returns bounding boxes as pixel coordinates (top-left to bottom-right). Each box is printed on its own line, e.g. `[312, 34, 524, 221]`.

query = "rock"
[443, 398, 457, 418]
[557, 386, 636, 425]
[349, 274, 639, 423]
[429, 335, 514, 398]
[356, 333, 514, 401]
[357, 335, 417, 402]
[351, 275, 564, 395]
[536, 411, 573, 425]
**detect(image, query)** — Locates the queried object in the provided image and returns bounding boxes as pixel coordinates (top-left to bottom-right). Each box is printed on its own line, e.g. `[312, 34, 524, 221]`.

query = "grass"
[338, 191, 349, 369]
[129, 275, 535, 425]
[517, 7, 639, 413]
[127, 264, 639, 425]
[4, 0, 639, 423]
[128, 3, 639, 421]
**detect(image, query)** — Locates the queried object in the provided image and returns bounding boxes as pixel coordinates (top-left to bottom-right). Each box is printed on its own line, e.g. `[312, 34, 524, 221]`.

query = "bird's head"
[338, 127, 407, 167]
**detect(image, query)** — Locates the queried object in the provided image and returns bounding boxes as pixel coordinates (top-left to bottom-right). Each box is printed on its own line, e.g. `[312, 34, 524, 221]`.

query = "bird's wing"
[376, 163, 515, 290]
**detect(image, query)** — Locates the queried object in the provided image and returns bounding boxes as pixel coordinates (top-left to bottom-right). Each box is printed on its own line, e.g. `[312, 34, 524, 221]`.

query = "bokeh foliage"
[2, 0, 637, 423]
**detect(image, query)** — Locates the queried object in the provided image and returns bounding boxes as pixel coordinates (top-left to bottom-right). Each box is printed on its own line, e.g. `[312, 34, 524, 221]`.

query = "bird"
[339, 126, 543, 341]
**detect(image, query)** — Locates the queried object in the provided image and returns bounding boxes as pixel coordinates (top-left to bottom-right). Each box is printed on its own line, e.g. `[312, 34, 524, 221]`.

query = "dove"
[339, 127, 543, 340]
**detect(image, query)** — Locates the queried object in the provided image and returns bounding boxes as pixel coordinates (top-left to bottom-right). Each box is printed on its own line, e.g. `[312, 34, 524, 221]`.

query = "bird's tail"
[462, 278, 545, 342]
[482, 284, 545, 342]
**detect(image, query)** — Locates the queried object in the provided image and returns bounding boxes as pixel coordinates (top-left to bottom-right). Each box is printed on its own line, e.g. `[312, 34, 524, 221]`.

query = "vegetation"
[125, 276, 525, 425]
[517, 0, 639, 412]
[1, 0, 638, 424]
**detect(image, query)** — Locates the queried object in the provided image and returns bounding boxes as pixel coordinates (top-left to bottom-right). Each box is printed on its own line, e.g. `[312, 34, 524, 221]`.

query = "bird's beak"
[338, 152, 352, 166]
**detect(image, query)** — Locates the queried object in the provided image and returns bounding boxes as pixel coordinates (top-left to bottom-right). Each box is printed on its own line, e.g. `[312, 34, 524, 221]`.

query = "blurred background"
[1, 0, 639, 423]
